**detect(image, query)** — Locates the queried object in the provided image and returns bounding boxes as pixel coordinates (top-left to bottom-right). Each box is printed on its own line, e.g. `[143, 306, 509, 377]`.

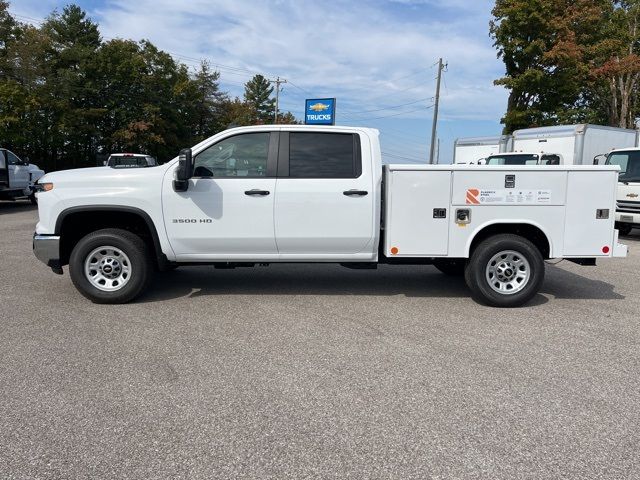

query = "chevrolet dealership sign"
[304, 98, 336, 125]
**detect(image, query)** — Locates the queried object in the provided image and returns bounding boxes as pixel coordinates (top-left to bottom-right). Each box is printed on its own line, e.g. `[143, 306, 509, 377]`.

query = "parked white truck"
[511, 124, 637, 165]
[33, 125, 626, 307]
[605, 147, 640, 235]
[453, 135, 512, 164]
[456, 124, 637, 166]
[0, 148, 45, 203]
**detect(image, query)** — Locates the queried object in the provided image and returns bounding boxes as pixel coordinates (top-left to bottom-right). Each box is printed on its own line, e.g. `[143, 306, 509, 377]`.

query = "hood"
[39, 164, 169, 187]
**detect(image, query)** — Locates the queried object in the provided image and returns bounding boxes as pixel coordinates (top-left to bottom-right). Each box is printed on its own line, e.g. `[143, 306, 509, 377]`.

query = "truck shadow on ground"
[0, 201, 36, 215]
[141, 262, 623, 306]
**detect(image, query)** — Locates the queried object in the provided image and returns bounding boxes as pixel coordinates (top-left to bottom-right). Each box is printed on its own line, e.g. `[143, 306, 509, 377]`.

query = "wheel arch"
[466, 221, 553, 259]
[55, 205, 166, 267]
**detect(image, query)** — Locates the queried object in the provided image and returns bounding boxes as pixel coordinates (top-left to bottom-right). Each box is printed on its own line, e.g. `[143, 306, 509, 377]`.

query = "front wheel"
[69, 228, 152, 304]
[464, 234, 544, 308]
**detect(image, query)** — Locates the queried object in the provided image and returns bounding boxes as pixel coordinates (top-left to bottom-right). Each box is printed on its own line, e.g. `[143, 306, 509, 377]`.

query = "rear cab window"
[284, 132, 361, 178]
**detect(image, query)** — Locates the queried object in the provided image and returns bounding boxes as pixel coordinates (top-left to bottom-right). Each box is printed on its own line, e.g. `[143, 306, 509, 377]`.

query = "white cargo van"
[33, 125, 626, 307]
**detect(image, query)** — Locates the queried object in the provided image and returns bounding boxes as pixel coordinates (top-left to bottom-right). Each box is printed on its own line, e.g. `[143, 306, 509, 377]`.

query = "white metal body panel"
[162, 177, 278, 257]
[35, 165, 176, 259]
[564, 171, 617, 256]
[512, 136, 576, 164]
[454, 144, 500, 164]
[384, 164, 621, 259]
[384, 170, 451, 256]
[274, 130, 377, 257]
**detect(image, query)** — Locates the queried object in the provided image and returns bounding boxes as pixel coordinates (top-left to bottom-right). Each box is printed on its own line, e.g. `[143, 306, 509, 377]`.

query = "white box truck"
[453, 135, 512, 164]
[511, 124, 638, 165]
[604, 147, 640, 235]
[32, 125, 626, 307]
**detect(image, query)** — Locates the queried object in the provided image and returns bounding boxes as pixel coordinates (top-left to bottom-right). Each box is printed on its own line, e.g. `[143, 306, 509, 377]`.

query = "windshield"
[607, 151, 640, 182]
[108, 155, 156, 168]
[486, 154, 539, 165]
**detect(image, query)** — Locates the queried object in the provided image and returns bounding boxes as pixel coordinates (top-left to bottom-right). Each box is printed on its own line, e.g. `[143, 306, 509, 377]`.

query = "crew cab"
[605, 148, 640, 235]
[0, 148, 45, 203]
[33, 126, 626, 307]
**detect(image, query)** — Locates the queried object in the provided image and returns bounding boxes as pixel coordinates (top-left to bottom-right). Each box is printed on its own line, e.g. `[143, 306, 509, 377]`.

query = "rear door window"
[288, 133, 360, 178]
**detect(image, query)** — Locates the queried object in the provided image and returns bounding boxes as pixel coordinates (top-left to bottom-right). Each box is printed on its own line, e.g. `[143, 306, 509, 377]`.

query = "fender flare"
[55, 205, 167, 266]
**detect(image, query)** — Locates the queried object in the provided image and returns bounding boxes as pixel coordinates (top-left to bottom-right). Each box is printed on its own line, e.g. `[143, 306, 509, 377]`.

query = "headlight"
[35, 182, 54, 192]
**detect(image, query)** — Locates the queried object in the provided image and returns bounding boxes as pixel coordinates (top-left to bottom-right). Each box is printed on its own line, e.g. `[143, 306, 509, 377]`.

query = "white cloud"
[9, 0, 508, 162]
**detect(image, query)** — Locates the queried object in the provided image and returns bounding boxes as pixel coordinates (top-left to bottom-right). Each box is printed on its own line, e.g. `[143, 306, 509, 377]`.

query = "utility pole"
[270, 76, 287, 124]
[429, 58, 446, 164]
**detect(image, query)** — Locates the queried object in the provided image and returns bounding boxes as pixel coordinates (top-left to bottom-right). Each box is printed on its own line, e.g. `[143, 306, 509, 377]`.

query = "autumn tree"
[492, 0, 640, 131]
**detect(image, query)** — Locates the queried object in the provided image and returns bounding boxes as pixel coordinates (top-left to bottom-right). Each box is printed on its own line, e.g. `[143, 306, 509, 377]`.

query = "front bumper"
[33, 234, 63, 273]
[616, 211, 640, 226]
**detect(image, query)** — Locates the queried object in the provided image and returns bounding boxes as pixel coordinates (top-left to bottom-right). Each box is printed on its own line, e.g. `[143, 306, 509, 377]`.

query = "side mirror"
[173, 148, 193, 192]
[593, 154, 606, 165]
[23, 156, 30, 165]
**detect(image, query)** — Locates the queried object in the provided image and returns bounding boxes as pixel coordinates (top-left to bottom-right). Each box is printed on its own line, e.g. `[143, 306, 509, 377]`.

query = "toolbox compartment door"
[385, 170, 451, 256]
[564, 170, 617, 256]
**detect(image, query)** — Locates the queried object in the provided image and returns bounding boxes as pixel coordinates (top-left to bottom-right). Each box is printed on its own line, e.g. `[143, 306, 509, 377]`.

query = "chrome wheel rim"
[485, 250, 530, 295]
[84, 246, 132, 292]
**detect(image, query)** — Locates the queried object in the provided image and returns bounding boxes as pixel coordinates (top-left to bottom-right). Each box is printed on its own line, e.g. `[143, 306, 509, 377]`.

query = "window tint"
[289, 133, 358, 178]
[6, 151, 21, 165]
[486, 154, 538, 166]
[109, 156, 151, 168]
[194, 133, 270, 178]
[0, 151, 6, 169]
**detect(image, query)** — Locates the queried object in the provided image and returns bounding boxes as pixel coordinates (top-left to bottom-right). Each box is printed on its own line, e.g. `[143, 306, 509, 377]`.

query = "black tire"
[29, 193, 37, 205]
[433, 259, 466, 276]
[69, 228, 153, 304]
[464, 234, 544, 308]
[616, 222, 633, 236]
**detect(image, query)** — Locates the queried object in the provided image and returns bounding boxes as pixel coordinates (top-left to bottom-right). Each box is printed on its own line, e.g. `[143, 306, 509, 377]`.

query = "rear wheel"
[465, 234, 544, 308]
[69, 228, 152, 304]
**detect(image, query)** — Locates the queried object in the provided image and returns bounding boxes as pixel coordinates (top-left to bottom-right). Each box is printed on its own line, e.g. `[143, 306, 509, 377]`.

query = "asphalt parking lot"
[1, 201, 639, 479]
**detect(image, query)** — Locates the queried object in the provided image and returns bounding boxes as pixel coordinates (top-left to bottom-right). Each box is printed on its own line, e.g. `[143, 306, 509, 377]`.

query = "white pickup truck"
[1, 148, 45, 203]
[33, 125, 627, 307]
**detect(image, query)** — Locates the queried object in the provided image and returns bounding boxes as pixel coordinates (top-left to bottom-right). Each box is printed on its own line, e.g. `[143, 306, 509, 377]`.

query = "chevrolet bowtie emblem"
[627, 193, 639, 198]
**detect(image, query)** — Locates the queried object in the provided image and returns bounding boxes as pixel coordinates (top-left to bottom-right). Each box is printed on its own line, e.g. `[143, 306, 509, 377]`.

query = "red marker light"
[602, 246, 610, 254]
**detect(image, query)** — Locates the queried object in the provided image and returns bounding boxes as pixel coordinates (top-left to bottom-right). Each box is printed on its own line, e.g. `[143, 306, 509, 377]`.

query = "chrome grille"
[617, 200, 640, 214]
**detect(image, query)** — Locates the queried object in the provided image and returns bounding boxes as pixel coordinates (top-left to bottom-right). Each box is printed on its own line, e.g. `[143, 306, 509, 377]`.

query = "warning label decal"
[466, 189, 552, 205]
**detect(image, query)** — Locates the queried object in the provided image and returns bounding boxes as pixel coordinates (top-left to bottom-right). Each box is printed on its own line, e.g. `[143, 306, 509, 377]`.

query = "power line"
[343, 96, 433, 116]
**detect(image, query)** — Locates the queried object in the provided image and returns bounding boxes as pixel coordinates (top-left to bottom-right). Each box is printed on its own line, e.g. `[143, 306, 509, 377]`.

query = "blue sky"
[10, 0, 508, 164]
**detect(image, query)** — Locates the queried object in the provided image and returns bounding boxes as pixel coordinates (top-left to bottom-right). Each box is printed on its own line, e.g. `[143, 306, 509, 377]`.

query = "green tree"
[243, 74, 275, 123]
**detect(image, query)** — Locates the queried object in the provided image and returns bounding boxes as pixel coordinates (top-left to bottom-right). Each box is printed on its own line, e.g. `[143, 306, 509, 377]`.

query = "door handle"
[244, 189, 270, 196]
[343, 189, 368, 196]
